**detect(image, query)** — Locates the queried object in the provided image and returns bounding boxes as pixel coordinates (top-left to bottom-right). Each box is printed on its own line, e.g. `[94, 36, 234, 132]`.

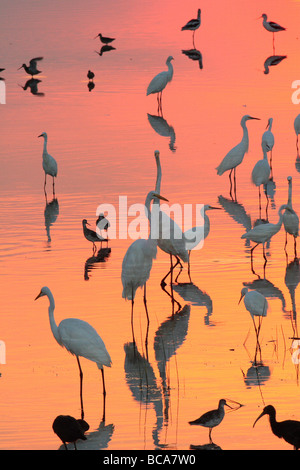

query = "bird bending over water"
[18, 57, 43, 77]
[189, 399, 232, 443]
[147, 56, 174, 115]
[35, 286, 112, 420]
[52, 415, 89, 450]
[181, 9, 201, 47]
[216, 115, 260, 200]
[253, 405, 300, 450]
[38, 132, 58, 196]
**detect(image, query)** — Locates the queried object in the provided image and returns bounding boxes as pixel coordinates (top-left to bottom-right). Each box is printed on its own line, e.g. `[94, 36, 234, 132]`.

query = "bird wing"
[30, 57, 43, 67]
[251, 159, 270, 186]
[216, 141, 247, 175]
[147, 71, 169, 95]
[58, 318, 112, 367]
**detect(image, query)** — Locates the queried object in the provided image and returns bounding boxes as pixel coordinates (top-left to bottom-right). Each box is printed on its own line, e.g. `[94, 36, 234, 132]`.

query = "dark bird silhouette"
[18, 57, 43, 76]
[87, 70, 94, 81]
[189, 399, 232, 443]
[82, 219, 106, 252]
[94, 33, 115, 45]
[52, 415, 89, 450]
[253, 405, 300, 450]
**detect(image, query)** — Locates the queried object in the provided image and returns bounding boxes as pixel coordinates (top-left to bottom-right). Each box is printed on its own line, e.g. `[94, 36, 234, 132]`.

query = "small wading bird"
[251, 141, 271, 218]
[253, 405, 300, 450]
[87, 70, 94, 81]
[121, 191, 168, 346]
[241, 204, 288, 275]
[147, 56, 174, 116]
[283, 176, 299, 259]
[261, 118, 274, 176]
[94, 33, 115, 45]
[38, 132, 58, 196]
[52, 415, 89, 450]
[18, 57, 43, 77]
[260, 14, 286, 53]
[82, 219, 107, 253]
[35, 287, 112, 421]
[96, 213, 110, 238]
[189, 399, 233, 443]
[181, 9, 201, 47]
[216, 115, 260, 201]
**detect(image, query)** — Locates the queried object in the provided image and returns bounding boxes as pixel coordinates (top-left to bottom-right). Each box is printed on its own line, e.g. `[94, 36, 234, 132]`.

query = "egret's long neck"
[287, 181, 292, 207]
[42, 136, 48, 155]
[46, 291, 60, 344]
[167, 62, 174, 81]
[154, 155, 162, 206]
[241, 121, 249, 152]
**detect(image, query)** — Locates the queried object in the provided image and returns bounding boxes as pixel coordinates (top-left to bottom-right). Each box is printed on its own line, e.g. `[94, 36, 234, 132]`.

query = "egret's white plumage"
[147, 56, 174, 114]
[252, 141, 271, 188]
[35, 286, 111, 419]
[38, 132, 58, 195]
[294, 114, 300, 155]
[261, 118, 275, 176]
[18, 57, 43, 76]
[239, 287, 268, 354]
[283, 176, 299, 258]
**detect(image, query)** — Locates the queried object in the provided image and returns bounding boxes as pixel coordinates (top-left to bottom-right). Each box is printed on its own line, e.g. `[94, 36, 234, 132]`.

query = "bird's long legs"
[143, 284, 150, 357]
[131, 291, 136, 345]
[101, 368, 106, 421]
[250, 243, 259, 276]
[76, 356, 84, 420]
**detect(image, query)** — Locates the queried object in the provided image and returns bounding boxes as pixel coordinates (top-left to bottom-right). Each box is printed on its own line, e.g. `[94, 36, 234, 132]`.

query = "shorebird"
[52, 415, 89, 450]
[94, 33, 115, 45]
[260, 14, 286, 52]
[181, 9, 201, 47]
[253, 405, 300, 450]
[82, 219, 106, 252]
[87, 70, 94, 81]
[18, 57, 43, 77]
[189, 399, 232, 443]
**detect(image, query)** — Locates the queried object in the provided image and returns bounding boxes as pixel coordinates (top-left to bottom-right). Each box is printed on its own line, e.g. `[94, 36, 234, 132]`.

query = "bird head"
[238, 287, 248, 304]
[167, 56, 174, 63]
[82, 219, 90, 226]
[18, 64, 26, 70]
[253, 405, 275, 427]
[38, 132, 47, 138]
[35, 287, 48, 300]
[220, 399, 233, 409]
[94, 33, 100, 39]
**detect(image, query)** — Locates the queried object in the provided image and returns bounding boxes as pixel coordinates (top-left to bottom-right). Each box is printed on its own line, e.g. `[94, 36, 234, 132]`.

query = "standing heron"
[239, 287, 268, 362]
[216, 115, 260, 201]
[147, 56, 174, 115]
[52, 415, 89, 450]
[294, 114, 300, 156]
[181, 9, 201, 48]
[38, 132, 58, 196]
[253, 405, 300, 450]
[94, 33, 115, 45]
[260, 14, 286, 53]
[241, 204, 288, 275]
[121, 191, 168, 346]
[261, 118, 274, 177]
[251, 141, 271, 218]
[18, 57, 43, 76]
[283, 176, 299, 259]
[35, 287, 112, 421]
[153, 150, 189, 287]
[189, 399, 232, 443]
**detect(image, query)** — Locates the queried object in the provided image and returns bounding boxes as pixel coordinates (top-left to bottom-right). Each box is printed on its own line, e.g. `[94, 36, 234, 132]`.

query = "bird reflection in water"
[95, 45, 116, 57]
[124, 342, 165, 449]
[84, 247, 111, 280]
[70, 419, 114, 450]
[283, 177, 299, 261]
[241, 362, 271, 389]
[173, 283, 214, 326]
[263, 177, 276, 210]
[218, 195, 252, 246]
[44, 195, 59, 243]
[19, 78, 44, 96]
[263, 55, 287, 74]
[285, 258, 300, 321]
[182, 49, 203, 69]
[147, 114, 176, 152]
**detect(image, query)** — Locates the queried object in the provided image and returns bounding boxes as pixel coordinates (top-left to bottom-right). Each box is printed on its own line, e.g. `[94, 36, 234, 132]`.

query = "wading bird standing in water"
[38, 132, 58, 196]
[147, 56, 174, 116]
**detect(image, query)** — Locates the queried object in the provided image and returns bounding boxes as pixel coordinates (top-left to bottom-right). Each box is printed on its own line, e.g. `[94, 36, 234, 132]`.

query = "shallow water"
[1, 0, 300, 451]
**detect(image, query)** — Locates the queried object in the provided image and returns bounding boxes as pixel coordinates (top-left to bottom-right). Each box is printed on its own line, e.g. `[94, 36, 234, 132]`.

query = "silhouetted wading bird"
[253, 405, 300, 450]
[147, 56, 174, 115]
[82, 219, 106, 253]
[52, 415, 89, 450]
[181, 9, 201, 47]
[294, 114, 300, 156]
[260, 14, 286, 53]
[87, 70, 94, 80]
[94, 33, 115, 45]
[35, 287, 112, 421]
[216, 115, 260, 201]
[189, 399, 232, 443]
[18, 57, 43, 76]
[38, 132, 57, 196]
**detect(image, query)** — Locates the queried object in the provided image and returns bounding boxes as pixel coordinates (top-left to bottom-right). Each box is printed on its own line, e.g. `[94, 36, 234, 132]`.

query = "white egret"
[94, 33, 115, 45]
[18, 57, 43, 76]
[294, 114, 300, 156]
[261, 118, 274, 176]
[38, 132, 58, 195]
[216, 115, 260, 200]
[253, 405, 300, 450]
[153, 150, 189, 286]
[241, 204, 288, 273]
[181, 9, 201, 47]
[35, 286, 112, 420]
[260, 14, 286, 52]
[82, 219, 106, 253]
[283, 176, 299, 259]
[251, 141, 271, 217]
[182, 205, 221, 282]
[189, 399, 233, 443]
[52, 415, 89, 450]
[147, 56, 174, 115]
[239, 287, 268, 351]
[121, 191, 168, 344]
